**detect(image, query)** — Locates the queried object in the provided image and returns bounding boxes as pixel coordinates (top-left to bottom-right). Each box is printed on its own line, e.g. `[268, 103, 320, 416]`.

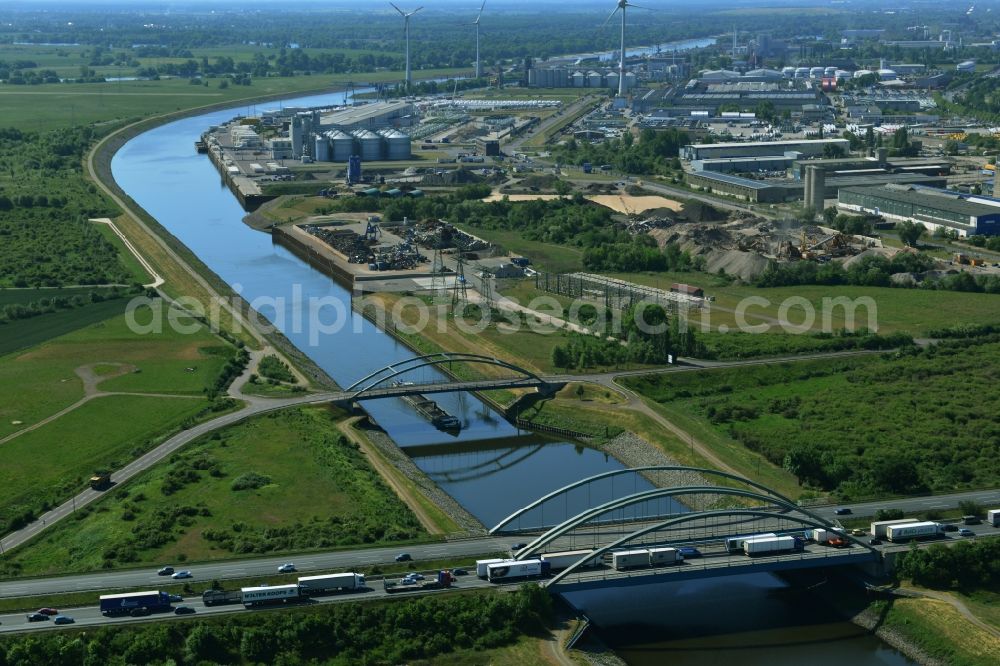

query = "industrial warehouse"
[838, 185, 1000, 237]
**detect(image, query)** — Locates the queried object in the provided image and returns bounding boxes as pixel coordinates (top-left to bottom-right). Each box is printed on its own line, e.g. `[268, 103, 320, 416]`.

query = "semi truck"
[100, 591, 171, 616]
[385, 570, 454, 593]
[809, 528, 829, 543]
[988, 509, 1000, 527]
[297, 573, 365, 595]
[648, 547, 681, 565]
[726, 533, 776, 553]
[476, 558, 508, 578]
[540, 550, 602, 571]
[612, 549, 652, 570]
[241, 584, 302, 608]
[743, 535, 804, 556]
[201, 589, 242, 606]
[885, 521, 942, 542]
[486, 559, 550, 582]
[870, 519, 918, 539]
[582, 162, 593, 173]
[89, 473, 112, 490]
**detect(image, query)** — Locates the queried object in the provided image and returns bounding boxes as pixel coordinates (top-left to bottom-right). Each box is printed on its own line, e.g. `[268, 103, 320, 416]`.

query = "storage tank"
[588, 70, 603, 87]
[853, 69, 875, 79]
[314, 136, 330, 162]
[794, 67, 809, 78]
[555, 68, 569, 88]
[824, 66, 837, 77]
[624, 72, 636, 89]
[380, 129, 412, 160]
[809, 67, 824, 79]
[606, 71, 619, 90]
[572, 71, 585, 87]
[353, 129, 382, 161]
[527, 68, 537, 86]
[782, 66, 796, 78]
[289, 116, 303, 159]
[328, 130, 354, 162]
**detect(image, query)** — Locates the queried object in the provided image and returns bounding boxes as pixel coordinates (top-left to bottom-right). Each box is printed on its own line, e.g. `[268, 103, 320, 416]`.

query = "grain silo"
[824, 66, 837, 77]
[782, 66, 796, 78]
[809, 67, 824, 79]
[588, 71, 603, 87]
[353, 129, 383, 161]
[380, 129, 412, 160]
[572, 71, 585, 87]
[328, 130, 354, 162]
[314, 135, 330, 162]
[794, 67, 809, 78]
[804, 165, 825, 212]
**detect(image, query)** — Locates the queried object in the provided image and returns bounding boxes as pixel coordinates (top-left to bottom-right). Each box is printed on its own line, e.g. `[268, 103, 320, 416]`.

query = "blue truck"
[100, 590, 171, 616]
[582, 162, 593, 173]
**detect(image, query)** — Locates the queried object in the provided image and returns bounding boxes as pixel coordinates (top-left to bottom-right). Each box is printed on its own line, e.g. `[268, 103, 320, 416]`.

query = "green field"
[0, 286, 124, 306]
[3, 407, 428, 576]
[0, 297, 131, 356]
[623, 340, 1000, 499]
[0, 394, 210, 537]
[92, 222, 154, 285]
[0, 303, 230, 439]
[457, 227, 585, 274]
[0, 67, 468, 131]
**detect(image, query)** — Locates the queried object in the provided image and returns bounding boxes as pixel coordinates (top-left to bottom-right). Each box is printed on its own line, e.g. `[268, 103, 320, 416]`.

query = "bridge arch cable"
[343, 352, 545, 399]
[545, 508, 881, 587]
[513, 486, 850, 561]
[489, 466, 800, 535]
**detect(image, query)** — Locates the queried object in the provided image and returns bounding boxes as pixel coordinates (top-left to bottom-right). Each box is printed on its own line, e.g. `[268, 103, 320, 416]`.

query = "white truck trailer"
[241, 584, 301, 607]
[870, 519, 918, 539]
[988, 509, 1000, 527]
[612, 549, 651, 570]
[540, 550, 601, 571]
[648, 547, 681, 565]
[297, 573, 365, 594]
[486, 559, 549, 582]
[885, 521, 942, 542]
[476, 558, 508, 578]
[743, 535, 802, 556]
[726, 533, 776, 553]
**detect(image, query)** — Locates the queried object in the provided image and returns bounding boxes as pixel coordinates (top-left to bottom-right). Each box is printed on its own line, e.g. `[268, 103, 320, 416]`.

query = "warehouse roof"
[685, 138, 849, 150]
[840, 185, 1000, 217]
[320, 101, 413, 127]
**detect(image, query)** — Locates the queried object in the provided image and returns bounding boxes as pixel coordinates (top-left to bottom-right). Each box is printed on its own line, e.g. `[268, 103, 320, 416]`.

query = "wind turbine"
[390, 3, 423, 91]
[474, 1, 486, 79]
[602, 0, 647, 98]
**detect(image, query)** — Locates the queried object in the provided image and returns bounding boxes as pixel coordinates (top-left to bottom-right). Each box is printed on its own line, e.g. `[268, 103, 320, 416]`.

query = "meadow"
[3, 407, 428, 576]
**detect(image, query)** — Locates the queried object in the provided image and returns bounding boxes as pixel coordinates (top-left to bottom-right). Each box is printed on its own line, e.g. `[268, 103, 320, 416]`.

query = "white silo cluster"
[530, 67, 634, 90]
[784, 66, 853, 80]
[230, 126, 261, 149]
[309, 128, 412, 163]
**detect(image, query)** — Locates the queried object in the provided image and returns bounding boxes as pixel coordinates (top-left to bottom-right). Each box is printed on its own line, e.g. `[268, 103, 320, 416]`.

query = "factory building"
[687, 171, 946, 204]
[269, 102, 416, 162]
[692, 155, 795, 174]
[319, 101, 416, 132]
[680, 138, 850, 161]
[838, 185, 1000, 237]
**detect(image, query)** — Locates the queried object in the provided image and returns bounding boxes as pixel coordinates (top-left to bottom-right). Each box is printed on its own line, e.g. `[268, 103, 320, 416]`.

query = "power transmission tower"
[479, 268, 494, 310]
[431, 246, 447, 296]
[452, 250, 468, 309]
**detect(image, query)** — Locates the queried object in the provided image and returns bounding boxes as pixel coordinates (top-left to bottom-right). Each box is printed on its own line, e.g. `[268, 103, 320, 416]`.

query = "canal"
[111, 87, 912, 664]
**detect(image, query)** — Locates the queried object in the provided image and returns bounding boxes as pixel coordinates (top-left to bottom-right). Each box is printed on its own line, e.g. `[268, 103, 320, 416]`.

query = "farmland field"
[3, 407, 428, 576]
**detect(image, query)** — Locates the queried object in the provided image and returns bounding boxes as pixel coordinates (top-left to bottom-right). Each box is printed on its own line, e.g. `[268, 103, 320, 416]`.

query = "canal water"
[111, 87, 913, 664]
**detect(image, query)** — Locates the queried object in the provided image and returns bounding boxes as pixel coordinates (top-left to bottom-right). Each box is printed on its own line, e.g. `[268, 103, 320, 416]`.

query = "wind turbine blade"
[478, 0, 486, 21]
[600, 6, 620, 28]
[626, 3, 654, 9]
[389, 2, 405, 16]
[411, 6, 424, 15]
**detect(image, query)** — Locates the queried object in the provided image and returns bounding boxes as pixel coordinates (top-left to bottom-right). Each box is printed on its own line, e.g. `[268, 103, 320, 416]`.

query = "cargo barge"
[395, 382, 462, 433]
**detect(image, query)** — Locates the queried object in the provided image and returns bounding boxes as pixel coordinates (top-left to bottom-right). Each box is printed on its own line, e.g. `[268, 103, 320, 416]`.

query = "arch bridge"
[487, 467, 883, 590]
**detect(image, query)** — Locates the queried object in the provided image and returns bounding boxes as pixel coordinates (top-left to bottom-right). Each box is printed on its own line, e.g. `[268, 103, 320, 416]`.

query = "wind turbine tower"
[390, 3, 423, 91]
[474, 1, 486, 79]
[603, 0, 646, 99]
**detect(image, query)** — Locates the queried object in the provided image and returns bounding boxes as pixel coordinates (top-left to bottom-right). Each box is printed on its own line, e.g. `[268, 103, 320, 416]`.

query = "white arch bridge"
[487, 467, 883, 591]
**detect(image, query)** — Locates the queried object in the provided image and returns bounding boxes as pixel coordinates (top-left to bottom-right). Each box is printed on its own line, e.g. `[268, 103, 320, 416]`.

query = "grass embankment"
[622, 341, 1000, 500]
[3, 407, 434, 577]
[873, 597, 1000, 666]
[91, 221, 154, 284]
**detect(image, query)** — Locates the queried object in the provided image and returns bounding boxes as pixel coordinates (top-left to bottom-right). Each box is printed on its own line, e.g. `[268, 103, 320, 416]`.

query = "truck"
[297, 573, 365, 595]
[476, 558, 508, 578]
[487, 559, 549, 582]
[540, 550, 602, 571]
[201, 589, 242, 606]
[241, 584, 302, 607]
[725, 533, 776, 554]
[582, 162, 593, 174]
[743, 536, 804, 556]
[809, 528, 829, 543]
[89, 473, 112, 490]
[100, 591, 171, 616]
[385, 570, 454, 593]
[870, 518, 919, 539]
[988, 509, 1000, 527]
[612, 549, 651, 570]
[885, 521, 942, 542]
[648, 547, 681, 566]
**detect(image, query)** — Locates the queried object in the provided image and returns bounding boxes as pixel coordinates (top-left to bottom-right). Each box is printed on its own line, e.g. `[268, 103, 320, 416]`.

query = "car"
[851, 529, 866, 536]
[678, 546, 702, 559]
[510, 543, 528, 551]
[129, 607, 151, 617]
[174, 606, 196, 615]
[451, 568, 469, 576]
[835, 508, 852, 515]
[405, 572, 425, 581]
[394, 553, 412, 562]
[869, 538, 882, 545]
[36, 608, 59, 616]
[943, 523, 959, 532]
[168, 594, 184, 603]
[959, 528, 975, 537]
[53, 615, 75, 625]
[157, 566, 174, 576]
[26, 613, 49, 622]
[171, 570, 192, 579]
[278, 563, 296, 573]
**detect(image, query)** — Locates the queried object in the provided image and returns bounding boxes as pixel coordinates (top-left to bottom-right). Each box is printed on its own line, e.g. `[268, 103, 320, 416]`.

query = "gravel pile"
[363, 428, 485, 534]
[602, 432, 716, 511]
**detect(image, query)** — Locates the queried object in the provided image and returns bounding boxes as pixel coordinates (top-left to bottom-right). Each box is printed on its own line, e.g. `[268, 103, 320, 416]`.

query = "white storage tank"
[314, 136, 330, 162]
[824, 66, 837, 77]
[380, 129, 412, 160]
[624, 72, 636, 90]
[353, 129, 383, 161]
[606, 71, 619, 89]
[782, 66, 796, 78]
[588, 70, 603, 87]
[328, 130, 354, 162]
[794, 67, 810, 78]
[572, 71, 586, 87]
[809, 67, 824, 79]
